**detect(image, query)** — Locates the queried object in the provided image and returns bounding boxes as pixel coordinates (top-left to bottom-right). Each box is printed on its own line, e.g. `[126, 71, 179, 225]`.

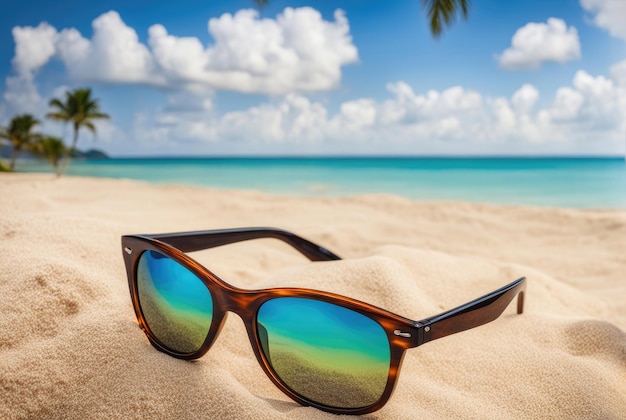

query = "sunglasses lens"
[257, 297, 390, 409]
[136, 250, 213, 354]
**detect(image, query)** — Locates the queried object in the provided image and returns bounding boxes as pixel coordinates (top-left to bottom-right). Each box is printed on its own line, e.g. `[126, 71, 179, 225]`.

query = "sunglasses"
[121, 227, 526, 415]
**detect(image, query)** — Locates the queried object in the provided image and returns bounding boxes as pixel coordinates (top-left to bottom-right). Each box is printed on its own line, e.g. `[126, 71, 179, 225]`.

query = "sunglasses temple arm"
[144, 228, 341, 262]
[415, 277, 526, 345]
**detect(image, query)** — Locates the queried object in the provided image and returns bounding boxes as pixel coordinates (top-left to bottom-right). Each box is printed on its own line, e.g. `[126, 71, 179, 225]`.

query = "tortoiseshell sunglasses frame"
[121, 227, 526, 415]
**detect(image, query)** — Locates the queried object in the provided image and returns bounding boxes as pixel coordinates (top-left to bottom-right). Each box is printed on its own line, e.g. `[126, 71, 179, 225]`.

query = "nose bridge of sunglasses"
[210, 285, 260, 320]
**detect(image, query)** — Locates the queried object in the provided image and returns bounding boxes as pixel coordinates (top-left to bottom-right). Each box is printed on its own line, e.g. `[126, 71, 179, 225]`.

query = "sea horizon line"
[97, 154, 625, 160]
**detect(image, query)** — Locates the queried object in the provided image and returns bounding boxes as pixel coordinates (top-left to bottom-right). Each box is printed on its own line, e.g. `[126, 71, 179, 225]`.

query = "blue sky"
[1, 0, 625, 156]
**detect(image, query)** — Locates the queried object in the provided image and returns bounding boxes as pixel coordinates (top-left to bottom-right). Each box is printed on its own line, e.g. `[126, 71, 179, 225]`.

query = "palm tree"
[0, 114, 41, 171]
[253, 0, 470, 37]
[47, 88, 109, 175]
[33, 136, 67, 174]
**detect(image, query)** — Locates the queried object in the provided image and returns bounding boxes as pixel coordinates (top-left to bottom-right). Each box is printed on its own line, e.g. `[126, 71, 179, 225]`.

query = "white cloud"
[609, 60, 626, 92]
[2, 23, 58, 115]
[378, 82, 482, 126]
[131, 92, 330, 149]
[148, 7, 357, 93]
[336, 99, 377, 127]
[5, 8, 357, 96]
[511, 84, 539, 114]
[536, 70, 626, 142]
[130, 83, 492, 147]
[542, 86, 585, 122]
[56, 12, 158, 84]
[2, 75, 42, 116]
[133, 64, 626, 154]
[11, 22, 57, 74]
[498, 18, 581, 70]
[580, 0, 626, 40]
[219, 94, 328, 143]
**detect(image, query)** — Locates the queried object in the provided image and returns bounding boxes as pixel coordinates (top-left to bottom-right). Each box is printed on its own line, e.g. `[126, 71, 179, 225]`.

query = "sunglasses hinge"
[410, 321, 431, 347]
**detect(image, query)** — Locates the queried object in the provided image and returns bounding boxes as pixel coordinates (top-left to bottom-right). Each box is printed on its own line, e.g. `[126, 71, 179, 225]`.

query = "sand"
[1, 173, 625, 419]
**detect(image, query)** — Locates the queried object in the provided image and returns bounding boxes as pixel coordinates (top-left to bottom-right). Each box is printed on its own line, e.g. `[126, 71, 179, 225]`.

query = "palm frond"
[49, 98, 68, 110]
[87, 112, 110, 120]
[422, 0, 471, 37]
[46, 112, 71, 121]
[83, 121, 96, 134]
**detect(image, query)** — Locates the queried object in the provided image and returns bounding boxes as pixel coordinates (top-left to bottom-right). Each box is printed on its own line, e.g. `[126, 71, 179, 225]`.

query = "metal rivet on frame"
[424, 326, 431, 332]
[124, 247, 133, 255]
[393, 329, 412, 338]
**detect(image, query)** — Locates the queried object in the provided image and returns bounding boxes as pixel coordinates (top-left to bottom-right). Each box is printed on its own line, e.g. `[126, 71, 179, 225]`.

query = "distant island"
[0, 145, 109, 160]
[70, 148, 109, 159]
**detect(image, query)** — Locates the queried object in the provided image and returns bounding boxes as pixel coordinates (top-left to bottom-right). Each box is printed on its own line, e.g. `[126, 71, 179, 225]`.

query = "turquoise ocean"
[19, 157, 626, 209]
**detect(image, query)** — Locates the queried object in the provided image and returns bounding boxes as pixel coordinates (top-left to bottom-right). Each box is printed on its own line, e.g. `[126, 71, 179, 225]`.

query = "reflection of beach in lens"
[137, 251, 213, 353]
[257, 298, 390, 408]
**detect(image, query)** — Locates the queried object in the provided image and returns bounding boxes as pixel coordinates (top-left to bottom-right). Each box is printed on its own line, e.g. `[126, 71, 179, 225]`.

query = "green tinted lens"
[136, 250, 213, 354]
[257, 297, 390, 409]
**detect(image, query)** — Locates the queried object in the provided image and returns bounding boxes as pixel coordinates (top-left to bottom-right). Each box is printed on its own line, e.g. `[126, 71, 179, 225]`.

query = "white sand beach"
[1, 173, 625, 419]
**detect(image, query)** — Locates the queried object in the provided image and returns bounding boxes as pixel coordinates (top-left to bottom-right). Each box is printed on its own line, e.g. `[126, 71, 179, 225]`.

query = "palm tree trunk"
[58, 125, 79, 176]
[9, 146, 19, 170]
[70, 124, 79, 153]
[55, 159, 63, 177]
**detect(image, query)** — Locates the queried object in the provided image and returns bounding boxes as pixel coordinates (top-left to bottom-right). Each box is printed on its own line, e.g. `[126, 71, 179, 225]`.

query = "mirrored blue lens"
[257, 297, 390, 408]
[136, 250, 213, 353]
